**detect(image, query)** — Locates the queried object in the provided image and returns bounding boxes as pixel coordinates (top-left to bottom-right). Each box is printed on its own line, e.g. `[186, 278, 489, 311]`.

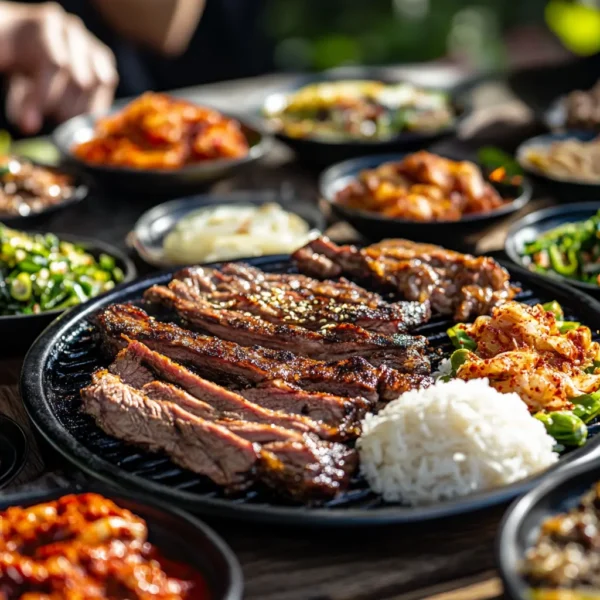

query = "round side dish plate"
[128, 192, 325, 268]
[0, 234, 136, 354]
[0, 415, 28, 489]
[0, 484, 243, 600]
[19, 255, 600, 526]
[320, 153, 531, 244]
[53, 112, 272, 194]
[505, 201, 600, 294]
[498, 460, 600, 600]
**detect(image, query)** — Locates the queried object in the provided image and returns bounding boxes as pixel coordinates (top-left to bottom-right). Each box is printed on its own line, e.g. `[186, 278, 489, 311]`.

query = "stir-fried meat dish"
[293, 237, 518, 321]
[73, 92, 249, 170]
[335, 151, 508, 221]
[453, 301, 600, 413]
[0, 493, 209, 599]
[564, 80, 600, 130]
[78, 256, 443, 502]
[522, 481, 600, 594]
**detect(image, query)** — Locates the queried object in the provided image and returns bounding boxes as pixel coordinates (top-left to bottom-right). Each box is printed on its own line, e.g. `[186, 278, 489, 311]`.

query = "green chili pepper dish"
[0, 224, 133, 316]
[519, 209, 600, 286]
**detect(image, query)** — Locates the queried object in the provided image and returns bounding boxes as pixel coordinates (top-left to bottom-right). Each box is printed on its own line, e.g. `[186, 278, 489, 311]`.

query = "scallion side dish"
[521, 211, 600, 285]
[0, 224, 124, 316]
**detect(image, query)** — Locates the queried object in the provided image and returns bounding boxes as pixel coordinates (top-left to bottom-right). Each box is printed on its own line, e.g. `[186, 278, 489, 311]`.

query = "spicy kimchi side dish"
[72, 92, 249, 170]
[334, 151, 512, 221]
[0, 493, 209, 599]
[71, 236, 598, 507]
[522, 481, 600, 598]
[264, 80, 455, 141]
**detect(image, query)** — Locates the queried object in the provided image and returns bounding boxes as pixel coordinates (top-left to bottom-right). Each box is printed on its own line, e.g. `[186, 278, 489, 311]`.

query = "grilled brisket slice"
[166, 276, 430, 335]
[293, 237, 518, 321]
[82, 371, 357, 500]
[111, 341, 350, 441]
[175, 263, 387, 307]
[238, 380, 368, 427]
[81, 370, 257, 489]
[142, 380, 305, 443]
[258, 435, 358, 503]
[98, 304, 380, 401]
[144, 285, 430, 373]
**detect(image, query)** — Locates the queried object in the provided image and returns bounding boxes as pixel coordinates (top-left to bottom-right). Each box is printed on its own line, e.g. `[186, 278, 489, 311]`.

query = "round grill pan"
[20, 255, 600, 526]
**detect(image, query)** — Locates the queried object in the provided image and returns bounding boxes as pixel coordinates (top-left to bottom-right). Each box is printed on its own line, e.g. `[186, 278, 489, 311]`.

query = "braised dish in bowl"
[320, 151, 531, 244]
[0, 487, 242, 599]
[54, 92, 270, 193]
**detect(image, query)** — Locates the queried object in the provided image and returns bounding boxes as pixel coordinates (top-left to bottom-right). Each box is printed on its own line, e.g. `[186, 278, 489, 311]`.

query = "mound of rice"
[357, 378, 559, 505]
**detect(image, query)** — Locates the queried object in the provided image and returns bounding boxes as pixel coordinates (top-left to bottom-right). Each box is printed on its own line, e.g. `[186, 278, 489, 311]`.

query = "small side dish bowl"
[320, 153, 531, 245]
[505, 202, 600, 294]
[53, 113, 272, 195]
[259, 74, 471, 166]
[0, 484, 243, 600]
[128, 191, 325, 268]
[516, 131, 600, 202]
[0, 233, 136, 353]
[498, 459, 600, 600]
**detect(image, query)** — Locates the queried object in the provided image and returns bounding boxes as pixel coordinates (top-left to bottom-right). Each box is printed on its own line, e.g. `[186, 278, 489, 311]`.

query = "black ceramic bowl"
[0, 234, 136, 353]
[53, 111, 272, 195]
[320, 153, 531, 245]
[128, 191, 325, 268]
[0, 162, 90, 227]
[498, 458, 600, 600]
[259, 74, 471, 166]
[0, 484, 243, 600]
[516, 131, 600, 202]
[505, 201, 600, 295]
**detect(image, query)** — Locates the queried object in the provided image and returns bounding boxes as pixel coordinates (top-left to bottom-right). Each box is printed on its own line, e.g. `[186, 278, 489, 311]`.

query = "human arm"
[91, 0, 206, 56]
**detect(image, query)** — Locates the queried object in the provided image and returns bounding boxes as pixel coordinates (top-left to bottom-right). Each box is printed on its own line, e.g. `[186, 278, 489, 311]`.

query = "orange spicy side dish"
[334, 151, 508, 221]
[73, 92, 249, 170]
[0, 493, 209, 599]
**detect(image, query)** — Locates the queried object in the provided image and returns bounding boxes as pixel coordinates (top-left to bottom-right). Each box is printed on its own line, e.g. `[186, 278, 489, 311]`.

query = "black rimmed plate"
[257, 73, 472, 166]
[505, 201, 600, 295]
[0, 234, 136, 354]
[516, 131, 600, 202]
[497, 459, 600, 600]
[320, 153, 531, 245]
[0, 483, 243, 600]
[53, 112, 272, 195]
[127, 191, 325, 269]
[0, 415, 28, 488]
[0, 162, 90, 227]
[18, 254, 600, 526]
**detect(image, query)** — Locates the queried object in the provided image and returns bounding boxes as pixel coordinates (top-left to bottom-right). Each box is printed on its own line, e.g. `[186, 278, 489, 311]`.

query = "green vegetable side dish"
[521, 210, 600, 286]
[0, 224, 124, 316]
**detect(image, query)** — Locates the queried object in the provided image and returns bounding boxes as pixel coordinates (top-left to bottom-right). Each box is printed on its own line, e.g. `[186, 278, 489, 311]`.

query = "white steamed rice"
[357, 378, 558, 505]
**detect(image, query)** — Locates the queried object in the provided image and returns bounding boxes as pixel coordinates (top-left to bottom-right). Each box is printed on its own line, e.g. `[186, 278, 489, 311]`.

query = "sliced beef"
[98, 304, 387, 402]
[110, 340, 352, 441]
[82, 371, 357, 500]
[81, 370, 257, 489]
[292, 237, 518, 320]
[145, 284, 430, 373]
[165, 276, 430, 335]
[175, 263, 388, 307]
[258, 435, 358, 503]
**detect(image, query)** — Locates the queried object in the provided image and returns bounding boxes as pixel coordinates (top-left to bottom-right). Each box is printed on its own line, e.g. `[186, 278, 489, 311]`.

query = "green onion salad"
[521, 210, 600, 285]
[0, 224, 124, 315]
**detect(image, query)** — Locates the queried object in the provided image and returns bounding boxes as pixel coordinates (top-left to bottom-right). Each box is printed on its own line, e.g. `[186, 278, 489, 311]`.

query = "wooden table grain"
[0, 68, 556, 599]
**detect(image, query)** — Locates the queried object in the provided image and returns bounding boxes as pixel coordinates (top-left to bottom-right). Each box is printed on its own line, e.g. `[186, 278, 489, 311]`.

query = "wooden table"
[0, 69, 558, 599]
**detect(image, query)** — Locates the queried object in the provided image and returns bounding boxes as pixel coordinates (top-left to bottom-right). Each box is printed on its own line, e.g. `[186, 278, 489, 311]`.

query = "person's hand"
[0, 2, 118, 134]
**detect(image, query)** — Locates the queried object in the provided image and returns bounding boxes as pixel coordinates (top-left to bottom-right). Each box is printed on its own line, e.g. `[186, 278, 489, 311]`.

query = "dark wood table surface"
[0, 68, 562, 600]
